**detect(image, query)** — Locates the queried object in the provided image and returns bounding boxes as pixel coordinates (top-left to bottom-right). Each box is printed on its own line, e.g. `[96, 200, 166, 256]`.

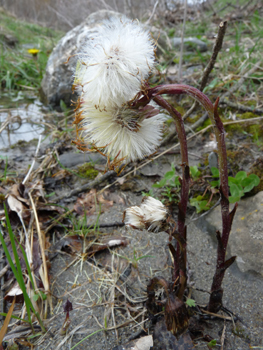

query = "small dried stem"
[183, 21, 227, 120]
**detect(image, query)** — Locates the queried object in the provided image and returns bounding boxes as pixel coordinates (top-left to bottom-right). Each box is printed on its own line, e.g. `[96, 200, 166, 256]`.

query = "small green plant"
[152, 163, 181, 202]
[185, 298, 196, 307]
[189, 165, 201, 180]
[0, 156, 16, 182]
[114, 248, 154, 269]
[207, 339, 217, 349]
[210, 167, 260, 203]
[190, 195, 212, 213]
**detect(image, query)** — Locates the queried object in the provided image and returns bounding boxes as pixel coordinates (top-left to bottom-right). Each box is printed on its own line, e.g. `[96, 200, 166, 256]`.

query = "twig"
[220, 322, 226, 350]
[200, 21, 228, 92]
[183, 21, 227, 120]
[23, 136, 42, 184]
[54, 170, 116, 202]
[145, 0, 159, 25]
[178, 0, 188, 82]
[220, 99, 263, 114]
[200, 309, 232, 321]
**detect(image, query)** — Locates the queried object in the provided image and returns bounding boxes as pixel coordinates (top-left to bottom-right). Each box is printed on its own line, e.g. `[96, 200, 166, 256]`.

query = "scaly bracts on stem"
[152, 95, 190, 296]
[135, 84, 238, 311]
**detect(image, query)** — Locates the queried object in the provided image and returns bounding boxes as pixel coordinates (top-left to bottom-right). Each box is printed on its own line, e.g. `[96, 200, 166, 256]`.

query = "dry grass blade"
[0, 112, 14, 134]
[23, 135, 42, 185]
[0, 297, 16, 344]
[28, 192, 52, 317]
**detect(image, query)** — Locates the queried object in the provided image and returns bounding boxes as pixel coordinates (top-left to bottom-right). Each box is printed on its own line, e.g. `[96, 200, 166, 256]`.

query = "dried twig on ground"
[220, 99, 263, 114]
[220, 322, 226, 350]
[54, 170, 116, 202]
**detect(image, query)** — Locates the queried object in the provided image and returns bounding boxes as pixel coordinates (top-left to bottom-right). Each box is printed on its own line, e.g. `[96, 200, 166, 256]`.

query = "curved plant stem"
[134, 83, 237, 311]
[153, 95, 189, 299]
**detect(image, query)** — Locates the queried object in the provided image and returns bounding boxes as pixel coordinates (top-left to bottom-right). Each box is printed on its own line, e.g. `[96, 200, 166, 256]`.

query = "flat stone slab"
[200, 191, 263, 276]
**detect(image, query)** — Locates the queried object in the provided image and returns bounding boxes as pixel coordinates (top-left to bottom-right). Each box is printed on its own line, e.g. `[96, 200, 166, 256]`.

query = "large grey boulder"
[40, 9, 208, 108]
[201, 191, 263, 276]
[171, 37, 208, 52]
[40, 10, 122, 108]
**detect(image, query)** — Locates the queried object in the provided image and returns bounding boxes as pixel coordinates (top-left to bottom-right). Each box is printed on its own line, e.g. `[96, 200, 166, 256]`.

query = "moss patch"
[196, 117, 212, 131]
[226, 147, 253, 174]
[77, 163, 99, 180]
[225, 113, 263, 142]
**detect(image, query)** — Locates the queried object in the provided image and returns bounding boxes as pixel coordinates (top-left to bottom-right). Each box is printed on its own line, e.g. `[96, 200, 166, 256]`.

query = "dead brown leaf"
[74, 189, 125, 216]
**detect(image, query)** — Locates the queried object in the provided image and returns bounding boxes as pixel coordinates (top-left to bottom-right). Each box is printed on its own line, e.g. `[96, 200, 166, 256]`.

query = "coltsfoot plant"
[71, 16, 239, 341]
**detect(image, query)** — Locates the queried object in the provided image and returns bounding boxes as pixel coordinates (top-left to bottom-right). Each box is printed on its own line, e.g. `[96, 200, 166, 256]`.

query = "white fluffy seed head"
[76, 104, 166, 163]
[124, 196, 168, 232]
[141, 196, 168, 231]
[75, 17, 155, 108]
[124, 206, 145, 229]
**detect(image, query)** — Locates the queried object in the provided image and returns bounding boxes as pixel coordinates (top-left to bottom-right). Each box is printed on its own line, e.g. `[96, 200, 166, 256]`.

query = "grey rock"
[0, 30, 18, 47]
[208, 151, 218, 169]
[201, 191, 263, 276]
[59, 151, 106, 168]
[40, 10, 122, 108]
[171, 37, 208, 52]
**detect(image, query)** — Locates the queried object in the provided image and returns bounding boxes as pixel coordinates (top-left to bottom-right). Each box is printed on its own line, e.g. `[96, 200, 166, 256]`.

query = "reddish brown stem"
[132, 84, 237, 311]
[153, 95, 189, 298]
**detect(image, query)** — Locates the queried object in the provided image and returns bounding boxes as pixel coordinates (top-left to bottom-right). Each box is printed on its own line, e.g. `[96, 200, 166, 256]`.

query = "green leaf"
[164, 170, 175, 180]
[229, 196, 241, 203]
[33, 294, 39, 302]
[186, 298, 196, 307]
[2, 205, 32, 325]
[248, 174, 260, 185]
[173, 176, 180, 187]
[228, 176, 239, 184]
[152, 178, 167, 188]
[241, 174, 260, 192]
[190, 198, 210, 213]
[211, 167, 219, 177]
[210, 180, 219, 188]
[229, 183, 243, 198]
[136, 255, 155, 261]
[16, 240, 36, 291]
[207, 339, 217, 348]
[235, 171, 247, 181]
[190, 166, 200, 179]
[60, 99, 67, 112]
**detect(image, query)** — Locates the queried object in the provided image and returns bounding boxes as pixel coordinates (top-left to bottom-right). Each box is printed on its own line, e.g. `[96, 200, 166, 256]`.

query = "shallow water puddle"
[0, 96, 46, 148]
